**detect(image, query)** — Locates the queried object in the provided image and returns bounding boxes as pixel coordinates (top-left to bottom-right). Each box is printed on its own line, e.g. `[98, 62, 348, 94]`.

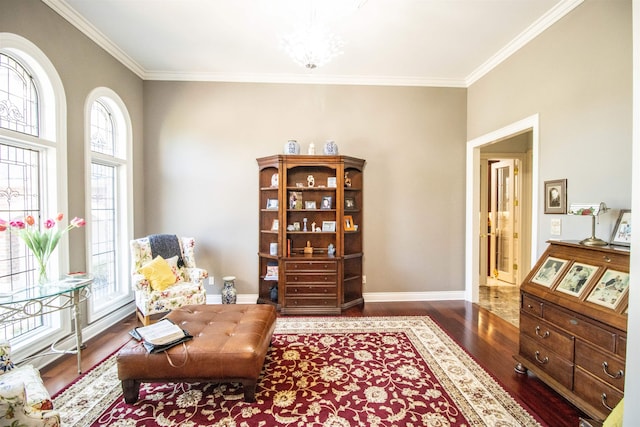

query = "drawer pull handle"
[602, 362, 624, 379]
[527, 304, 533, 309]
[535, 326, 550, 338]
[603, 255, 612, 263]
[601, 393, 613, 411]
[534, 351, 549, 364]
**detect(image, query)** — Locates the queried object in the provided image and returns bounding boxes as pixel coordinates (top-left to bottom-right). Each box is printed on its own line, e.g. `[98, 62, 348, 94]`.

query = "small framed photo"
[304, 201, 317, 209]
[609, 209, 631, 247]
[327, 177, 337, 188]
[586, 269, 630, 310]
[344, 215, 356, 231]
[266, 199, 278, 210]
[344, 197, 355, 210]
[322, 221, 336, 232]
[271, 219, 279, 231]
[289, 191, 303, 209]
[544, 179, 567, 214]
[321, 196, 332, 209]
[555, 262, 598, 297]
[531, 256, 568, 287]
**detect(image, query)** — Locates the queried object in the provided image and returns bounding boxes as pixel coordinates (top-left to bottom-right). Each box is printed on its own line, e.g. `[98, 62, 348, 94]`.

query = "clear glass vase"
[36, 257, 49, 285]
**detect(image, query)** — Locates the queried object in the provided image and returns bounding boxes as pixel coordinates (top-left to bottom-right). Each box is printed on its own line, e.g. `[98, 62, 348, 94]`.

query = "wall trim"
[206, 292, 465, 305]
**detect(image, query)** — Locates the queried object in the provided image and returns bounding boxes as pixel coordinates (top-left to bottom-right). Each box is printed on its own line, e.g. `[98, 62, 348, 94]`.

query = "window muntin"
[0, 53, 39, 136]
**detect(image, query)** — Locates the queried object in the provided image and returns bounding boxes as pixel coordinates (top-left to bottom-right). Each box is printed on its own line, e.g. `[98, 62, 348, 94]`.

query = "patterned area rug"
[54, 316, 542, 426]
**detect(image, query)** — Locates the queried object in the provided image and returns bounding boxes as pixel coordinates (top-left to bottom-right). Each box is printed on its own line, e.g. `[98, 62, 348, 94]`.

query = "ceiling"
[44, 0, 582, 87]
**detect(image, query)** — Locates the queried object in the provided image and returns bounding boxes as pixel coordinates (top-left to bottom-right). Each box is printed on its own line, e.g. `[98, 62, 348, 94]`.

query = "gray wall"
[143, 82, 467, 295]
[0, 0, 146, 273]
[468, 0, 632, 255]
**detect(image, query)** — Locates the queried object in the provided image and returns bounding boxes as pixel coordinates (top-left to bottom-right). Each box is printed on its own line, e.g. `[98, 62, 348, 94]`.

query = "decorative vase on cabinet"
[221, 276, 237, 304]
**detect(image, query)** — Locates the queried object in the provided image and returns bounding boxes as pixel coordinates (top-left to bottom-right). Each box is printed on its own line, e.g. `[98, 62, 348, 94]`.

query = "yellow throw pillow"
[603, 398, 623, 427]
[138, 256, 177, 291]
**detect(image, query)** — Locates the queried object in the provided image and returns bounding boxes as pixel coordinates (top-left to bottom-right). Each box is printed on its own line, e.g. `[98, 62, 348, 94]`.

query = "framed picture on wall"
[544, 179, 567, 214]
[609, 209, 631, 247]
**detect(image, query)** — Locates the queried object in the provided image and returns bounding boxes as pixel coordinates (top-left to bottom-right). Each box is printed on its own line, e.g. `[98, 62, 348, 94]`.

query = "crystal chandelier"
[280, 24, 344, 69]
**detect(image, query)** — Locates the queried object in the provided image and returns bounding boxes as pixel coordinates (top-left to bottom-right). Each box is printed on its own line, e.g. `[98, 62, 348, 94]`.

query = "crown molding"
[465, 0, 584, 86]
[42, 0, 146, 79]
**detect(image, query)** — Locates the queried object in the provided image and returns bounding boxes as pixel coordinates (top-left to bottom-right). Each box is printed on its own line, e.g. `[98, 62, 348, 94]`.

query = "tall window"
[0, 38, 66, 350]
[87, 93, 132, 321]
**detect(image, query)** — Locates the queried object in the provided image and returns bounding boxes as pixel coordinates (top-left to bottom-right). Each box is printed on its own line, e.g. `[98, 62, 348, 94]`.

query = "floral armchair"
[0, 340, 60, 427]
[130, 235, 207, 325]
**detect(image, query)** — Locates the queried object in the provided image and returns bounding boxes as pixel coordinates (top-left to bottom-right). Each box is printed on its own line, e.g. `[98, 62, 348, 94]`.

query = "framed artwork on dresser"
[586, 269, 629, 310]
[554, 262, 598, 297]
[531, 256, 568, 287]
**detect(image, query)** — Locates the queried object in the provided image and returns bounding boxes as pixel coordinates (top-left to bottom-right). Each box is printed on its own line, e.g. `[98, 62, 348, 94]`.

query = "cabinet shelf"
[257, 155, 365, 315]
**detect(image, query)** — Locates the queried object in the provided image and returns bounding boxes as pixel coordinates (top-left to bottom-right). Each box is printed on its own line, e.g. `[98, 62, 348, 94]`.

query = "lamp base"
[580, 237, 608, 246]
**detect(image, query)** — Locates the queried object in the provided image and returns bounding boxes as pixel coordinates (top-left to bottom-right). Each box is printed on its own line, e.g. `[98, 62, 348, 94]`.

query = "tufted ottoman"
[116, 304, 277, 403]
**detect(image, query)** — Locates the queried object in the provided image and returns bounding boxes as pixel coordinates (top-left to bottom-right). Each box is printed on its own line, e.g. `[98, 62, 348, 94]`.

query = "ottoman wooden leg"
[242, 380, 257, 402]
[122, 379, 141, 404]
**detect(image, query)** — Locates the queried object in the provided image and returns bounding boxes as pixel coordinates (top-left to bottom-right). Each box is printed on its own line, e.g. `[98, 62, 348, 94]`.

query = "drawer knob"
[534, 351, 549, 365]
[602, 362, 624, 379]
[527, 304, 533, 309]
[535, 326, 550, 338]
[601, 393, 614, 411]
[603, 255, 612, 263]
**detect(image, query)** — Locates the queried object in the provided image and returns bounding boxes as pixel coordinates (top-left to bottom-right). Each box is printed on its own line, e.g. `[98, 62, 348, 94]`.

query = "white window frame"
[84, 88, 133, 322]
[0, 33, 70, 360]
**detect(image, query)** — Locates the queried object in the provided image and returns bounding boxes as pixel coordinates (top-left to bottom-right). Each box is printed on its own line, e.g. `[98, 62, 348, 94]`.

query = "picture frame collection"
[530, 255, 630, 311]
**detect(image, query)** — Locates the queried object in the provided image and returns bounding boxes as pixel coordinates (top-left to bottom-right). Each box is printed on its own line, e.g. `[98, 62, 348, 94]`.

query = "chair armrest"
[132, 273, 151, 292]
[182, 267, 208, 284]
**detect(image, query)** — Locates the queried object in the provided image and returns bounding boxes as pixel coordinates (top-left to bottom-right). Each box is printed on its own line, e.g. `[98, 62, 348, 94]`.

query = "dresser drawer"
[285, 261, 337, 272]
[285, 297, 338, 308]
[574, 366, 623, 418]
[575, 340, 625, 391]
[521, 293, 543, 317]
[286, 284, 337, 296]
[519, 334, 574, 390]
[520, 312, 574, 360]
[543, 304, 616, 352]
[286, 273, 337, 284]
[616, 335, 626, 358]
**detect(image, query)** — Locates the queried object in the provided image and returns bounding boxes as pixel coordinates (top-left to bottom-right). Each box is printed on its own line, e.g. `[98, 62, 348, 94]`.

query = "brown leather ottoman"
[116, 304, 277, 403]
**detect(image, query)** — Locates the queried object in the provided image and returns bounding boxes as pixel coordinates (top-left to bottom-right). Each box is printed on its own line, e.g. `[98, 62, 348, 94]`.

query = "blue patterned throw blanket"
[149, 234, 185, 268]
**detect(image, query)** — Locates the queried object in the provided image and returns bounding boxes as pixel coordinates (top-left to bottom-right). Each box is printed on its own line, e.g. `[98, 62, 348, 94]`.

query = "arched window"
[86, 90, 133, 321]
[0, 34, 68, 353]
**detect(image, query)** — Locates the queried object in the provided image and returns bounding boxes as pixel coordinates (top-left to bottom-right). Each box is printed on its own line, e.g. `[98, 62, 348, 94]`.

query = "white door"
[490, 160, 517, 284]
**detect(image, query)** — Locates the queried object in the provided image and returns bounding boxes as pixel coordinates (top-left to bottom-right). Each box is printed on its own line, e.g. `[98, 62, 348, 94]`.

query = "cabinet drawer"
[519, 334, 573, 390]
[286, 273, 337, 284]
[616, 335, 626, 358]
[286, 284, 337, 296]
[543, 305, 616, 352]
[521, 293, 543, 317]
[574, 367, 623, 418]
[575, 340, 625, 391]
[520, 312, 574, 360]
[285, 261, 337, 272]
[285, 297, 338, 308]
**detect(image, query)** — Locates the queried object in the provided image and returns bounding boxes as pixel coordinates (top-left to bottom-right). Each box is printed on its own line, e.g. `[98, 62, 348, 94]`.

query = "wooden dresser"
[514, 241, 629, 421]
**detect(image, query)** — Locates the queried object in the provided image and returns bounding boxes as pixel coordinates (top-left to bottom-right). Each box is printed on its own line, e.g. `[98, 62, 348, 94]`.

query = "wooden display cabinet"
[257, 155, 365, 314]
[514, 240, 629, 422]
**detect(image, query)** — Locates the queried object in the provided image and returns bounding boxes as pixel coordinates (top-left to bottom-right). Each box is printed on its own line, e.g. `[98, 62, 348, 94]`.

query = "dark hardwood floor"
[41, 301, 584, 426]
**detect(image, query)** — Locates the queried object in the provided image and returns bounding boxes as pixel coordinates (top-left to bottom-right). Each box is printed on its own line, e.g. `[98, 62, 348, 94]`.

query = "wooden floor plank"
[41, 301, 583, 426]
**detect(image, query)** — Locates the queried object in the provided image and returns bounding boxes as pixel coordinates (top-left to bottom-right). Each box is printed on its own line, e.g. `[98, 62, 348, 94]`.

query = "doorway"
[465, 115, 539, 327]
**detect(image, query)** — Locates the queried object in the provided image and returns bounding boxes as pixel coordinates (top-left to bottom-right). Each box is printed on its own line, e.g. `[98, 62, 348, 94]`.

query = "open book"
[130, 319, 192, 353]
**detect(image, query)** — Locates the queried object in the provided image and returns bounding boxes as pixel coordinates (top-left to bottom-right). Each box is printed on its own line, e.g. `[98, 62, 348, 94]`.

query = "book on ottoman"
[130, 319, 192, 353]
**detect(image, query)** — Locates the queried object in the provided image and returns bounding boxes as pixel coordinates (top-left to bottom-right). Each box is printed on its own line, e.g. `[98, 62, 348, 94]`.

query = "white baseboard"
[206, 291, 466, 305]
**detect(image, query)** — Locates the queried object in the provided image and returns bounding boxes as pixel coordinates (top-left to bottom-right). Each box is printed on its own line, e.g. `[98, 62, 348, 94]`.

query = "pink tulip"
[56, 213, 64, 221]
[10, 220, 25, 229]
[0, 220, 6, 232]
[44, 219, 56, 229]
[25, 215, 35, 226]
[71, 217, 86, 227]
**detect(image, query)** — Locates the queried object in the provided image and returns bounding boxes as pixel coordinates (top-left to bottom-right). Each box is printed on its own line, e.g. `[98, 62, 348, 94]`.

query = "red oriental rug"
[54, 316, 542, 426]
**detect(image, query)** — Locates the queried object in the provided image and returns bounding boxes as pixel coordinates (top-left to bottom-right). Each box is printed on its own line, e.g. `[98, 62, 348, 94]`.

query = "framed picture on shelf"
[322, 221, 336, 232]
[289, 191, 303, 209]
[271, 219, 279, 231]
[345, 197, 355, 210]
[266, 199, 278, 210]
[544, 179, 567, 214]
[304, 201, 316, 209]
[609, 209, 631, 247]
[554, 262, 598, 297]
[327, 177, 337, 188]
[586, 269, 629, 310]
[344, 215, 356, 231]
[531, 256, 568, 287]
[321, 196, 332, 209]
